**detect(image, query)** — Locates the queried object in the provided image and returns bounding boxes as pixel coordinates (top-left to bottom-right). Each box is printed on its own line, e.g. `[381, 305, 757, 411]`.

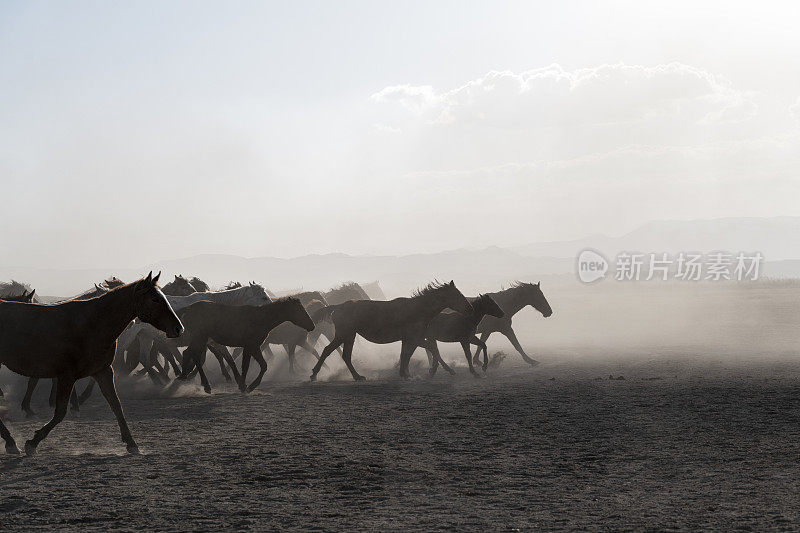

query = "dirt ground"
[2, 350, 800, 531]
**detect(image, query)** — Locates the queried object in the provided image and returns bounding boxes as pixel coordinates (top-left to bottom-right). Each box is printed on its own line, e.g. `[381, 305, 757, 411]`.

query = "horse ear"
[145, 271, 153, 283]
[536, 281, 541, 287]
[29, 289, 35, 298]
[174, 275, 179, 280]
[449, 280, 455, 287]
[152, 271, 161, 285]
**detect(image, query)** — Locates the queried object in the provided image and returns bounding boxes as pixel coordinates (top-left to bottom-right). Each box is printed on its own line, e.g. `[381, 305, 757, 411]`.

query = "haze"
[2, 0, 799, 269]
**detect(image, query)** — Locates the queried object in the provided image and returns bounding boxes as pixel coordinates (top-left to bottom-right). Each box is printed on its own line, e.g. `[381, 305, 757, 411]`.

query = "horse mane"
[327, 282, 369, 299]
[334, 282, 358, 290]
[274, 296, 301, 305]
[0, 280, 33, 297]
[413, 281, 449, 297]
[509, 281, 539, 289]
[189, 277, 210, 291]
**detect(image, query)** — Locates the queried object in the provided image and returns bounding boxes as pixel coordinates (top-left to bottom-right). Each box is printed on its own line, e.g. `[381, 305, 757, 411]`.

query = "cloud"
[373, 63, 756, 128]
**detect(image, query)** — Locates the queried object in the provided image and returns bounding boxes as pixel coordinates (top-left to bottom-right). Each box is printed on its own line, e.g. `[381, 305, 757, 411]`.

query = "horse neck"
[91, 283, 138, 342]
[412, 291, 454, 322]
[490, 288, 527, 317]
[259, 300, 292, 328]
[468, 300, 492, 326]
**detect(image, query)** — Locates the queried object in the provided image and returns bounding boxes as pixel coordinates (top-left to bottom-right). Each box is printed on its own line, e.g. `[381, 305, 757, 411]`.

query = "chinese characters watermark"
[577, 250, 763, 283]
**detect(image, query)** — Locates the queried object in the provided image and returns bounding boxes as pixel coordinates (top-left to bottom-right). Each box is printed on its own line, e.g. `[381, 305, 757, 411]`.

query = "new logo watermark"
[576, 249, 609, 283]
[576, 249, 763, 283]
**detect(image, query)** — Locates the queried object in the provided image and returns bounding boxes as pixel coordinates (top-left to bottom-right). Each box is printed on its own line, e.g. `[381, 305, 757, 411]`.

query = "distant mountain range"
[511, 216, 800, 260]
[1, 216, 798, 297]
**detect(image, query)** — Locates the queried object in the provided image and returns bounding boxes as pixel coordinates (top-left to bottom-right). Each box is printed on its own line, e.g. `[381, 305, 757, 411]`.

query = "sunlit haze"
[2, 0, 799, 268]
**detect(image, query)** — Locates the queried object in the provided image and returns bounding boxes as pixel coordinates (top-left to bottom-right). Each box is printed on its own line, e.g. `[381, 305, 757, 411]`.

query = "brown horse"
[423, 294, 505, 377]
[177, 298, 315, 393]
[0, 290, 36, 398]
[161, 275, 196, 297]
[230, 291, 335, 374]
[20, 282, 114, 417]
[472, 282, 553, 365]
[0, 272, 183, 455]
[310, 281, 473, 381]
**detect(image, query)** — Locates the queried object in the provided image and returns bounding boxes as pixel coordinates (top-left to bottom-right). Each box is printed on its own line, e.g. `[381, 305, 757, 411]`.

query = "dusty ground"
[2, 352, 800, 531]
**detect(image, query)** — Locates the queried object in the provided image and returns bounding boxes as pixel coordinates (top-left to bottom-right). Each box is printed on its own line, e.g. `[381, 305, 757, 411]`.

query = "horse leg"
[245, 346, 269, 393]
[78, 380, 95, 405]
[310, 337, 345, 381]
[285, 344, 297, 374]
[468, 335, 490, 372]
[21, 377, 39, 418]
[156, 338, 183, 376]
[473, 332, 491, 364]
[69, 385, 80, 413]
[0, 417, 19, 454]
[424, 339, 454, 376]
[92, 366, 139, 454]
[501, 327, 539, 365]
[462, 341, 481, 377]
[25, 376, 75, 455]
[208, 342, 232, 382]
[48, 379, 57, 407]
[239, 349, 252, 392]
[179, 339, 212, 394]
[340, 335, 364, 381]
[194, 356, 212, 394]
[209, 342, 242, 389]
[398, 340, 417, 379]
[298, 339, 329, 371]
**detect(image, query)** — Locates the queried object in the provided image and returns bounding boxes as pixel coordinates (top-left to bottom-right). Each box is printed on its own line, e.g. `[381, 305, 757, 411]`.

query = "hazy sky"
[2, 0, 799, 268]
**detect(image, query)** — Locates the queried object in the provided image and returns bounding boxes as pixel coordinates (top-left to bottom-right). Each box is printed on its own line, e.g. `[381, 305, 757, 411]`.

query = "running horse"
[472, 282, 553, 365]
[0, 272, 183, 455]
[310, 281, 473, 381]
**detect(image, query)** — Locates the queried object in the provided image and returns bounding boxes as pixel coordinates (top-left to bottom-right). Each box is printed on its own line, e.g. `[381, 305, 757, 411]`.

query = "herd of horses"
[0, 274, 552, 456]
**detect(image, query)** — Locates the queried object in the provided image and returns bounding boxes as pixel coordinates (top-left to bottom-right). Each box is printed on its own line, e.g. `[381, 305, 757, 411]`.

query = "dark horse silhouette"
[423, 293, 505, 377]
[0, 289, 36, 398]
[310, 281, 473, 381]
[177, 298, 315, 393]
[472, 282, 552, 365]
[20, 282, 115, 417]
[0, 272, 183, 455]
[230, 291, 336, 375]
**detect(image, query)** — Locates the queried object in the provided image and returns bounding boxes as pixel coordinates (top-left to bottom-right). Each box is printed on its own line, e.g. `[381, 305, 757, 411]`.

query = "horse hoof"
[355, 375, 367, 382]
[203, 387, 212, 394]
[24, 441, 37, 456]
[527, 359, 540, 366]
[127, 444, 140, 455]
[5, 442, 20, 455]
[23, 410, 36, 419]
[309, 374, 317, 382]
